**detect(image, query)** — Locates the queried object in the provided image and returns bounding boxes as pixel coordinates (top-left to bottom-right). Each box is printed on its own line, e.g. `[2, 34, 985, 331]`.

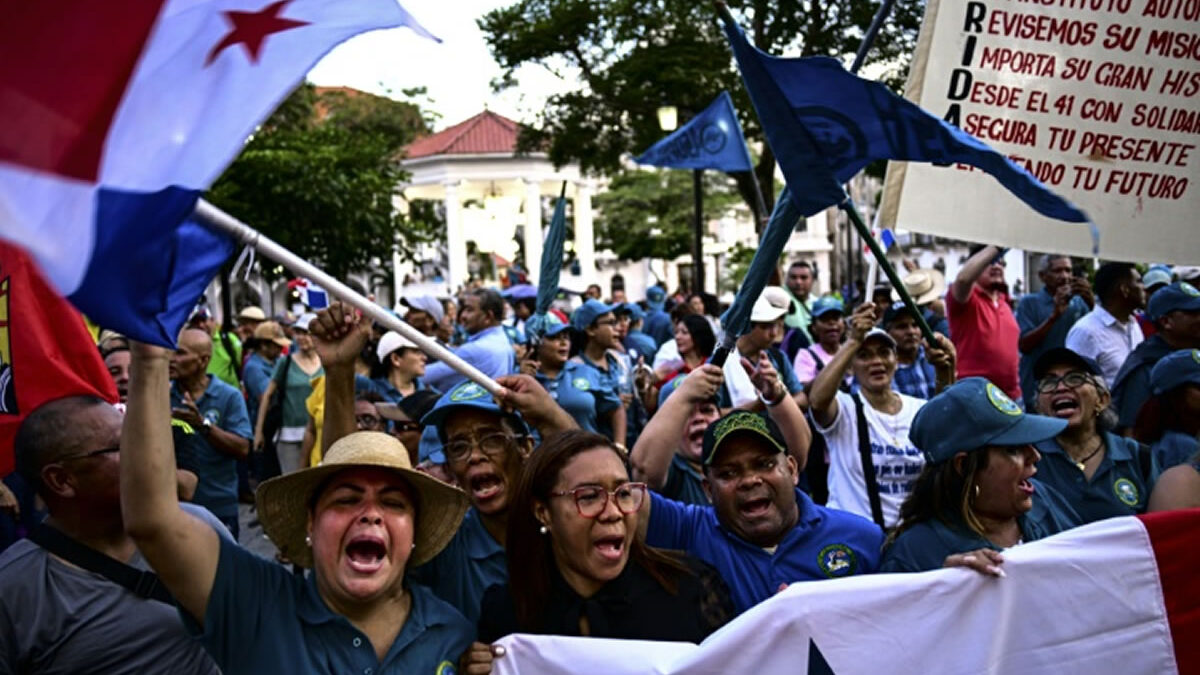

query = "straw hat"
[256, 431, 468, 568]
[902, 269, 947, 306]
[252, 320, 291, 348]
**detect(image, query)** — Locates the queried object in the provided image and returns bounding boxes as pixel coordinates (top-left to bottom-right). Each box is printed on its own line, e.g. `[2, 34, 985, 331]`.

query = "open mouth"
[468, 473, 504, 502]
[344, 536, 387, 573]
[1018, 479, 1035, 496]
[1050, 396, 1080, 418]
[593, 535, 626, 562]
[739, 497, 772, 518]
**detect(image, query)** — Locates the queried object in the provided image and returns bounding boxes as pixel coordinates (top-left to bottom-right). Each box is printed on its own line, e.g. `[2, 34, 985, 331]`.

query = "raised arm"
[494, 374, 578, 436]
[631, 365, 723, 489]
[951, 245, 1001, 304]
[121, 343, 220, 624]
[308, 303, 370, 456]
[748, 353, 812, 470]
[808, 304, 875, 427]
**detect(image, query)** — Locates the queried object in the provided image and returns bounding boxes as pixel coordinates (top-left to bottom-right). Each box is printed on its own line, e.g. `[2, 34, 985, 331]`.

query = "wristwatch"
[201, 418, 213, 434]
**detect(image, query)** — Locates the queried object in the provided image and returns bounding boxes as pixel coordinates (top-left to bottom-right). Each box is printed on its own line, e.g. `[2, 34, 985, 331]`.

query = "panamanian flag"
[493, 511, 1200, 674]
[0, 1, 436, 346]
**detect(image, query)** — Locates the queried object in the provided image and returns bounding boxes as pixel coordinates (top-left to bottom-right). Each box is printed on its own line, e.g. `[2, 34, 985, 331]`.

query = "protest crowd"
[3, 0, 1200, 672]
[3, 243, 1200, 674]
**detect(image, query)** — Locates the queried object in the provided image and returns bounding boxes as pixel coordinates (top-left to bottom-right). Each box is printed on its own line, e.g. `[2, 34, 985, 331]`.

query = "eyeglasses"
[443, 432, 520, 465]
[550, 482, 647, 518]
[1037, 372, 1095, 394]
[594, 318, 617, 327]
[355, 415, 382, 430]
[391, 420, 421, 433]
[57, 446, 120, 462]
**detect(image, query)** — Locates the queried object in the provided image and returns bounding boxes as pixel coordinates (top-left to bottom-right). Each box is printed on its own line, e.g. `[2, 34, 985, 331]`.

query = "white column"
[444, 181, 468, 293]
[574, 180, 597, 286]
[523, 180, 542, 285]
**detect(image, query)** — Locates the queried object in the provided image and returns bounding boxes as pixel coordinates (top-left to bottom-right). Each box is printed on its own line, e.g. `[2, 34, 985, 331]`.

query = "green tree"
[206, 84, 440, 280]
[595, 169, 741, 261]
[480, 0, 923, 222]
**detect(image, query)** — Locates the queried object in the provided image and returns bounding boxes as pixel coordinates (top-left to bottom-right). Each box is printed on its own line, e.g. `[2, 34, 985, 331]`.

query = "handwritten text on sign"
[881, 0, 1200, 263]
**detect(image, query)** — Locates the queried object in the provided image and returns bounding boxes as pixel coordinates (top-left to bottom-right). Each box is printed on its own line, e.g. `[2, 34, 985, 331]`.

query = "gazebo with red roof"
[399, 109, 594, 293]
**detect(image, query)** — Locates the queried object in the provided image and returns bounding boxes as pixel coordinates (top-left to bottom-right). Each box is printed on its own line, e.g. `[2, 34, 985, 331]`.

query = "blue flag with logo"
[718, 11, 1089, 224]
[635, 91, 754, 173]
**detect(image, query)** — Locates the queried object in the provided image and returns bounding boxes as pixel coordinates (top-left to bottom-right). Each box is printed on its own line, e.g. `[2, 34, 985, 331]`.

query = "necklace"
[1072, 437, 1105, 472]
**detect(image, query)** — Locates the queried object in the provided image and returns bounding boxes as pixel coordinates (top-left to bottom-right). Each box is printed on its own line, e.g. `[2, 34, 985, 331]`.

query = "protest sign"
[880, 0, 1200, 263]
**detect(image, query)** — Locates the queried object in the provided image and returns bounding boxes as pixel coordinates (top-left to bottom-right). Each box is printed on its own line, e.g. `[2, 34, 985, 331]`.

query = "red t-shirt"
[946, 284, 1021, 401]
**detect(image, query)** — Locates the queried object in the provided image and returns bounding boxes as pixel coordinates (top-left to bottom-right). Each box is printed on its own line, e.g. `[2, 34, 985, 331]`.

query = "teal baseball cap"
[812, 296, 845, 318]
[910, 377, 1068, 465]
[1148, 282, 1200, 321]
[525, 312, 570, 341]
[1151, 349, 1200, 395]
[572, 299, 617, 330]
[615, 302, 645, 322]
[420, 380, 530, 443]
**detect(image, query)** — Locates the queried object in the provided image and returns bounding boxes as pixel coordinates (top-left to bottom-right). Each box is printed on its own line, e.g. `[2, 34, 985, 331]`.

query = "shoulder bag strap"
[806, 347, 825, 372]
[851, 393, 886, 530]
[29, 523, 175, 604]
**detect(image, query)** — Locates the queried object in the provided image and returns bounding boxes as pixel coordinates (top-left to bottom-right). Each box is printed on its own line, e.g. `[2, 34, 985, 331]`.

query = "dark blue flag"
[719, 14, 1089, 223]
[635, 91, 754, 173]
[526, 182, 569, 341]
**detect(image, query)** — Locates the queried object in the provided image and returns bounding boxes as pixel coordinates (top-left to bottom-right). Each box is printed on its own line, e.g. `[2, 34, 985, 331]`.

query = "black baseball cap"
[700, 411, 787, 466]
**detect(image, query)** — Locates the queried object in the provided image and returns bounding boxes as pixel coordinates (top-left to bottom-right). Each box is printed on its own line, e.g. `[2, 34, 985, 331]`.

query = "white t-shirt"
[814, 390, 926, 528]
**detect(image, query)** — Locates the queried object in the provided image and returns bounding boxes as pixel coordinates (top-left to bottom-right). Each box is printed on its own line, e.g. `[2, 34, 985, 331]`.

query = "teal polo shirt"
[1153, 430, 1199, 472]
[170, 376, 252, 519]
[535, 361, 620, 435]
[659, 454, 709, 506]
[408, 508, 506, 627]
[645, 489, 883, 614]
[880, 478, 1080, 573]
[1034, 432, 1153, 524]
[186, 536, 473, 675]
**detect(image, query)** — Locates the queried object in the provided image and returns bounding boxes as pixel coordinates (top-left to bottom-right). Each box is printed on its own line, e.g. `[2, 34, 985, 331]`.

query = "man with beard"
[1016, 254, 1093, 409]
[310, 302, 576, 625]
[1065, 262, 1145, 388]
[947, 244, 1022, 402]
[637, 407, 882, 614]
[633, 359, 810, 505]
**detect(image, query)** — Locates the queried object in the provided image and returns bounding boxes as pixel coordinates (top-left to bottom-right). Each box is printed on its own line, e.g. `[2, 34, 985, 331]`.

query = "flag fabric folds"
[525, 183, 569, 341]
[289, 277, 330, 310]
[0, 242, 119, 476]
[717, 13, 1088, 224]
[0, 0, 437, 346]
[493, 511, 1200, 675]
[635, 91, 754, 173]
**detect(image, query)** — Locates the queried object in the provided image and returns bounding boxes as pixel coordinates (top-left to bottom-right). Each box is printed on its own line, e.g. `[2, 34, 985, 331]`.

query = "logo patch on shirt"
[573, 377, 591, 391]
[1192, 349, 1200, 366]
[1113, 478, 1139, 507]
[817, 543, 857, 578]
[449, 382, 488, 402]
[1182, 282, 1200, 297]
[435, 661, 457, 675]
[985, 383, 1021, 416]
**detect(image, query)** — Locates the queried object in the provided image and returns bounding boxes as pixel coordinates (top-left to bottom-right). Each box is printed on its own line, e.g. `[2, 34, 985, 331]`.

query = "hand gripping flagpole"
[192, 199, 504, 396]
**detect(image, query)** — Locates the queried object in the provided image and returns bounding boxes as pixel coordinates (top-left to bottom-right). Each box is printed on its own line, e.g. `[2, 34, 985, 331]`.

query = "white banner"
[492, 516, 1187, 675]
[879, 0, 1200, 263]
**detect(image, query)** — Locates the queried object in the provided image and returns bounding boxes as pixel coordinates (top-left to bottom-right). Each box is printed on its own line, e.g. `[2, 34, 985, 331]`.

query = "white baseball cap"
[376, 331, 418, 362]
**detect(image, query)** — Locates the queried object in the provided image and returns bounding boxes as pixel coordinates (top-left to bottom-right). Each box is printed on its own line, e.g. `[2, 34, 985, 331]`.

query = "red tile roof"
[403, 110, 522, 159]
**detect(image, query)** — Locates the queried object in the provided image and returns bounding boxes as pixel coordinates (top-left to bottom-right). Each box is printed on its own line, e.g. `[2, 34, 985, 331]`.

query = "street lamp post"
[657, 105, 704, 295]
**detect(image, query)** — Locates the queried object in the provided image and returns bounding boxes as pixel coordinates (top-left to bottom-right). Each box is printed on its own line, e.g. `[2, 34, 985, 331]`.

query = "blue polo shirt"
[170, 377, 252, 519]
[659, 455, 709, 506]
[1153, 430, 1200, 472]
[424, 325, 514, 393]
[242, 352, 276, 423]
[535, 361, 620, 435]
[880, 478, 1080, 572]
[1112, 335, 1172, 431]
[186, 537, 472, 674]
[644, 309, 673, 348]
[365, 376, 427, 405]
[1034, 432, 1153, 524]
[1016, 289, 1089, 408]
[646, 489, 883, 614]
[624, 331, 658, 363]
[408, 508, 506, 627]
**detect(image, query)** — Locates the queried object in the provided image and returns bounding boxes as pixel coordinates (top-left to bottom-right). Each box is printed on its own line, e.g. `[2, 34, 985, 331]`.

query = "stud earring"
[538, 525, 548, 534]
[305, 534, 312, 547]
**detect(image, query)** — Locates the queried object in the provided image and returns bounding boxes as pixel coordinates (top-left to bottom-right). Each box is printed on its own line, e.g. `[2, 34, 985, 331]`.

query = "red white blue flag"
[0, 1, 436, 346]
